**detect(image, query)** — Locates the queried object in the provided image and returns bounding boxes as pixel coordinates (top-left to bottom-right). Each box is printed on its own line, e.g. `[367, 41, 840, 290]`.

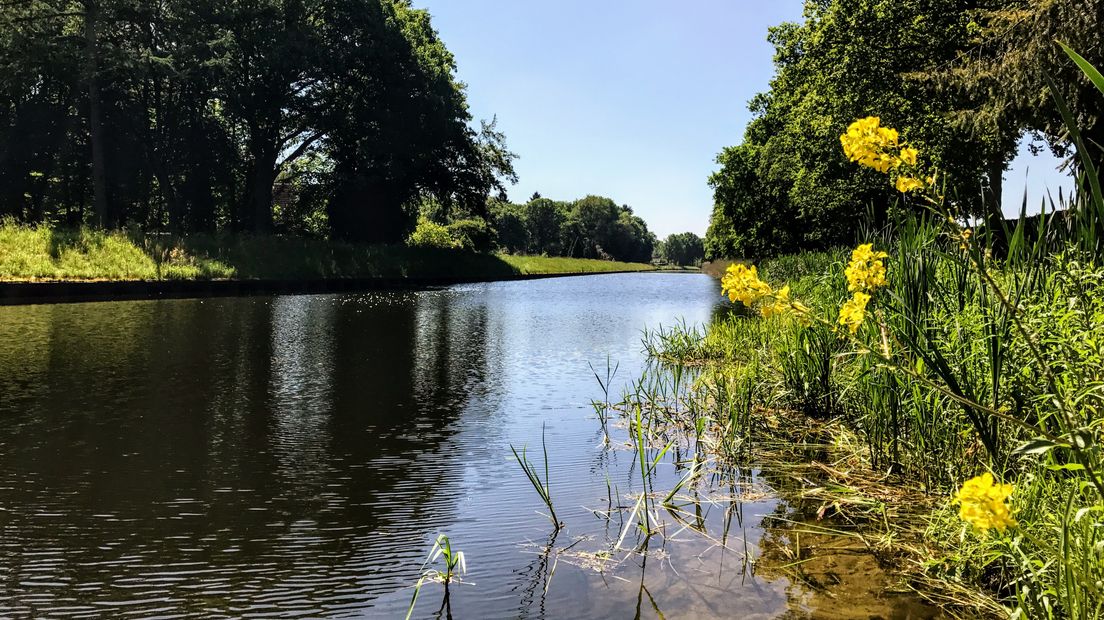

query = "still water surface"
[0, 274, 936, 618]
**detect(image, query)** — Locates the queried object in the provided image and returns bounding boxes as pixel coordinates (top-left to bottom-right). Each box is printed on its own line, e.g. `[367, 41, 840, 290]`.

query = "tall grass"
[638, 51, 1104, 617]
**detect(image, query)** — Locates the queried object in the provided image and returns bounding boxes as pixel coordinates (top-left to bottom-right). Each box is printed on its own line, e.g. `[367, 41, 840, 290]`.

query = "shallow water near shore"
[0, 273, 940, 618]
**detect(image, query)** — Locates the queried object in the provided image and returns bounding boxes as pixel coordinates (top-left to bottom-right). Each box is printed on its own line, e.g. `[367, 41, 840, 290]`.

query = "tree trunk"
[249, 161, 276, 234]
[242, 133, 277, 233]
[84, 1, 108, 228]
[151, 157, 183, 232]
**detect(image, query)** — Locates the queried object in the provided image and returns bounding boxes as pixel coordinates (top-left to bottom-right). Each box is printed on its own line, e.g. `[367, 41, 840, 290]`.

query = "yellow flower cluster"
[720, 245, 888, 335]
[721, 264, 809, 322]
[840, 117, 901, 173]
[837, 292, 870, 334]
[760, 285, 791, 318]
[836, 244, 889, 333]
[721, 264, 772, 306]
[844, 243, 889, 293]
[840, 117, 929, 194]
[953, 473, 1017, 532]
[895, 176, 926, 193]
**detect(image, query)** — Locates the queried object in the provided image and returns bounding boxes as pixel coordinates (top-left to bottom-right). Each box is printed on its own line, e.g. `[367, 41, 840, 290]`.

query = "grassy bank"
[0, 223, 654, 282]
[646, 224, 1104, 616]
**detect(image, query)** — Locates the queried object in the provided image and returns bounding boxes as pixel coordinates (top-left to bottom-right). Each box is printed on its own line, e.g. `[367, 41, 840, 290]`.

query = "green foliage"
[0, 0, 516, 242]
[0, 220, 652, 281]
[524, 197, 567, 255]
[487, 199, 528, 253]
[407, 216, 461, 250]
[484, 194, 656, 263]
[936, 0, 1104, 164]
[654, 228, 1104, 613]
[406, 534, 467, 620]
[511, 424, 561, 528]
[445, 218, 495, 253]
[704, 0, 1045, 259]
[659, 232, 705, 266]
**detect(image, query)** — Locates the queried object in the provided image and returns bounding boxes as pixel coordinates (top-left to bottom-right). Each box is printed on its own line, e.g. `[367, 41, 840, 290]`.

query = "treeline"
[487, 194, 655, 263]
[0, 0, 515, 243]
[655, 232, 704, 266]
[707, 0, 1103, 259]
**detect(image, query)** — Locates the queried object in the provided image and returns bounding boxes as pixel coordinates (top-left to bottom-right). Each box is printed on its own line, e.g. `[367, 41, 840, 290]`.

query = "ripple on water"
[0, 275, 941, 618]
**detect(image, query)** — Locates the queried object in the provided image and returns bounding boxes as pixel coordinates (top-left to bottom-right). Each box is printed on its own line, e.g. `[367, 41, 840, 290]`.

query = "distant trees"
[705, 0, 1102, 260]
[658, 233, 704, 266]
[0, 0, 515, 243]
[487, 194, 656, 263]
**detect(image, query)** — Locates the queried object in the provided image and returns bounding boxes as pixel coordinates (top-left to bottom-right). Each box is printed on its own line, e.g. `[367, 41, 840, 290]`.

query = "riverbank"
[0, 224, 654, 303]
[649, 234, 1104, 617]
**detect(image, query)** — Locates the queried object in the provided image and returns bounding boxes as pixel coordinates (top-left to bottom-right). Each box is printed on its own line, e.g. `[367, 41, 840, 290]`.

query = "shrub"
[407, 216, 460, 250]
[446, 218, 495, 253]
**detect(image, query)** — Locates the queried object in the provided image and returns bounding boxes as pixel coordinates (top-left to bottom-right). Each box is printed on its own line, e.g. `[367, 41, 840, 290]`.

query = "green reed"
[635, 46, 1104, 617]
[406, 534, 467, 620]
[511, 423, 561, 529]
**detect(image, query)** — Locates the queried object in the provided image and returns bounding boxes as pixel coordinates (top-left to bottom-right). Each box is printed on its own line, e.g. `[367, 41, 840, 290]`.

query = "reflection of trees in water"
[412, 289, 494, 411]
[268, 295, 336, 493]
[0, 291, 509, 616]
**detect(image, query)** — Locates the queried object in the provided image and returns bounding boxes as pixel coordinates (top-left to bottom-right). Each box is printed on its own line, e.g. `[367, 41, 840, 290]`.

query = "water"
[0, 273, 938, 618]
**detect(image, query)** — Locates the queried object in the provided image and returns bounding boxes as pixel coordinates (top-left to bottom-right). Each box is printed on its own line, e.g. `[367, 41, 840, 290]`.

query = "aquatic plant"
[405, 534, 467, 620]
[511, 423, 561, 529]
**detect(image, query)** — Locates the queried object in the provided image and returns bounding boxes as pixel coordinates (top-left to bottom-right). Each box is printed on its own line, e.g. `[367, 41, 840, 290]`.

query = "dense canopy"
[705, 0, 1104, 260]
[0, 0, 515, 242]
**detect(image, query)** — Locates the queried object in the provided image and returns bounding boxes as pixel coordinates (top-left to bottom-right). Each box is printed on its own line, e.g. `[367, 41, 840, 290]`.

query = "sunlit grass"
[0, 221, 654, 282]
[497, 254, 653, 275]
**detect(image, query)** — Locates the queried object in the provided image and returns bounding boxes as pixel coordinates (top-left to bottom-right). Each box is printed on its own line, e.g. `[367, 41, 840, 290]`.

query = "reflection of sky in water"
[0, 274, 936, 618]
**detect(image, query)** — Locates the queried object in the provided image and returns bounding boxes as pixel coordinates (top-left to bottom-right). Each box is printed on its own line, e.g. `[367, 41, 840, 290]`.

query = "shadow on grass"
[135, 232, 523, 281]
[5, 224, 648, 282]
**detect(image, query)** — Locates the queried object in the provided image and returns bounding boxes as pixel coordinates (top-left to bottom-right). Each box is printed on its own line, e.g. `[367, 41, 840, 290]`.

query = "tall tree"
[82, 0, 108, 227]
[0, 0, 514, 240]
[937, 0, 1104, 221]
[707, 0, 1006, 258]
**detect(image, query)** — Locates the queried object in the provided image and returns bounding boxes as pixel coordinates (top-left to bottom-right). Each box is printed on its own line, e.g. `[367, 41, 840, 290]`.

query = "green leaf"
[1014, 437, 1065, 456]
[1058, 41, 1104, 99]
[1045, 71, 1104, 233]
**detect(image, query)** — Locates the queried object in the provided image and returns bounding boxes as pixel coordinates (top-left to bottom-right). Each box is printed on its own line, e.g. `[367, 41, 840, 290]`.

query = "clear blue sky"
[417, 0, 1073, 238]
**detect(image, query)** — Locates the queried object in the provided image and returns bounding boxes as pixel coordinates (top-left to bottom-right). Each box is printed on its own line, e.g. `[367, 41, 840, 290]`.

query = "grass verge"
[0, 223, 654, 282]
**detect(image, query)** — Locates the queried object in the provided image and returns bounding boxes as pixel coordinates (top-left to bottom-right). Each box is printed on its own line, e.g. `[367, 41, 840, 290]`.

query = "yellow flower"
[838, 292, 870, 334]
[760, 285, 791, 318]
[841, 118, 929, 193]
[721, 263, 772, 307]
[899, 146, 918, 167]
[840, 117, 904, 173]
[953, 473, 1016, 532]
[959, 228, 973, 251]
[844, 244, 889, 293]
[895, 176, 926, 193]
